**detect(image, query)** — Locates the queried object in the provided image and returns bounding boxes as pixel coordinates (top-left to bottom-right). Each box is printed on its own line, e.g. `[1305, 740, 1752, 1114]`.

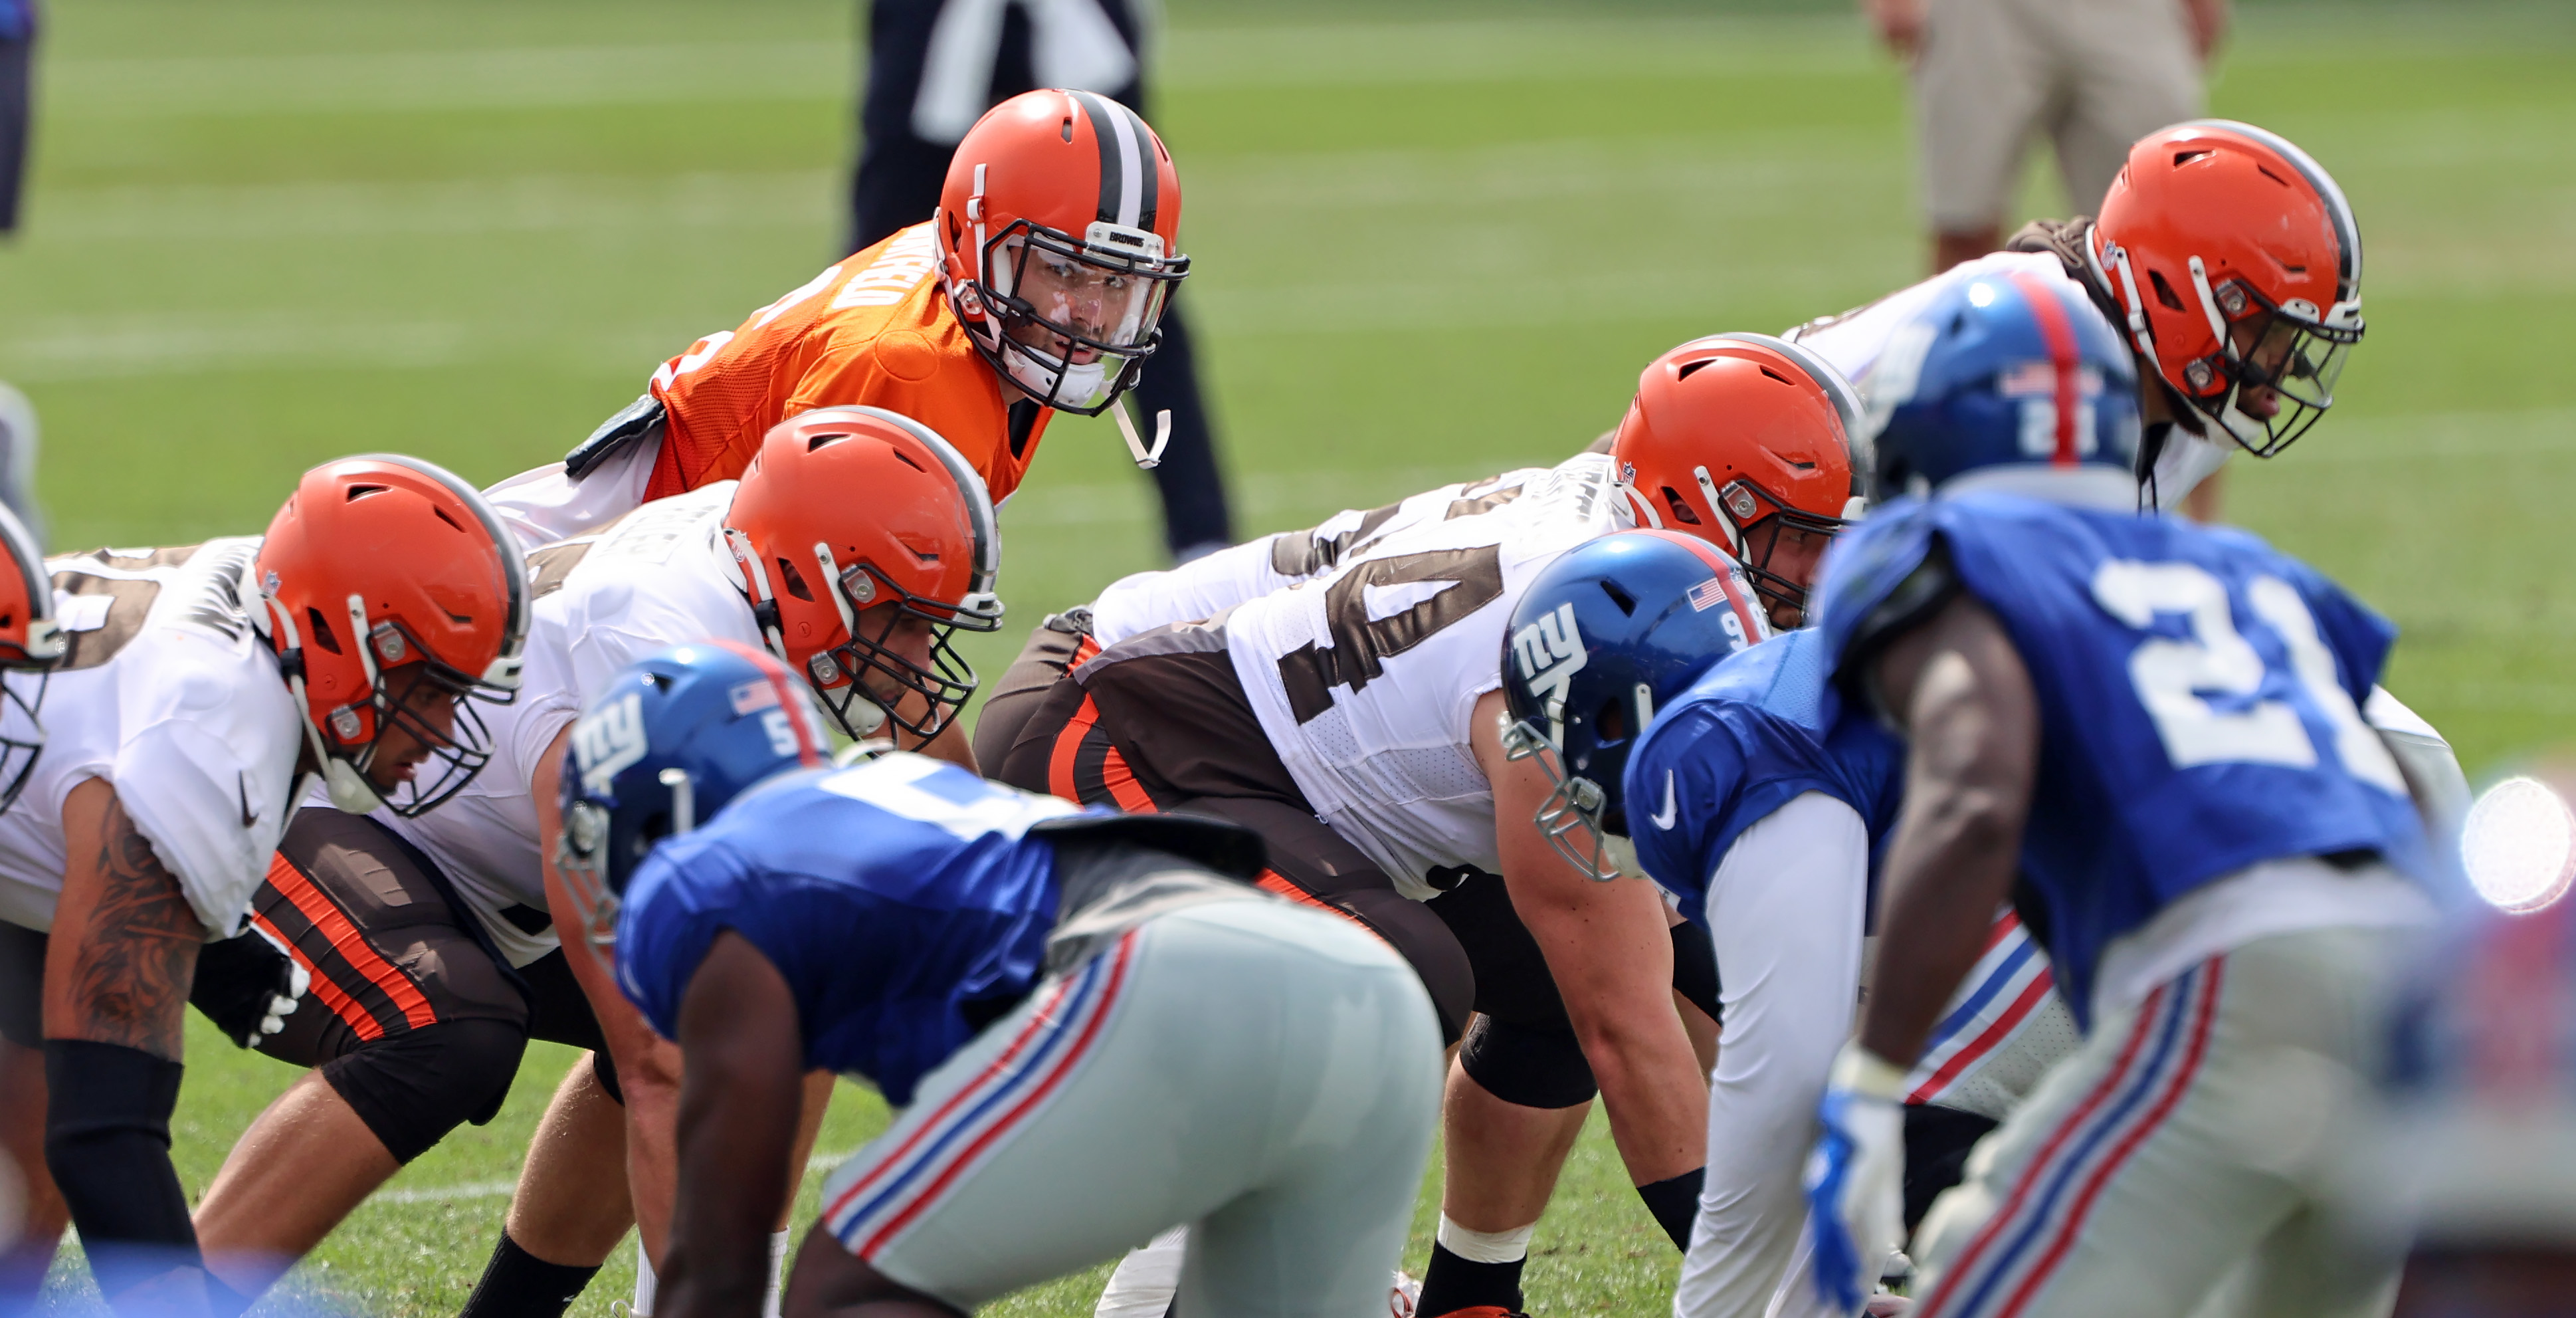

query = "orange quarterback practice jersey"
[641, 221, 1054, 504]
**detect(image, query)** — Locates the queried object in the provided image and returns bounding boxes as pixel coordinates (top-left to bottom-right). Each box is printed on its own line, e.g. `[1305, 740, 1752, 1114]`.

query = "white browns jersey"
[0, 539, 306, 939]
[382, 483, 763, 966]
[1786, 249, 2232, 504]
[1222, 453, 1713, 899]
[1086, 464, 1570, 648]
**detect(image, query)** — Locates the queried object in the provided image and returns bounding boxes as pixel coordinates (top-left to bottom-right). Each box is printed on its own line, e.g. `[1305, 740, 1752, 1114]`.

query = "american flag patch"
[1687, 578, 1732, 613]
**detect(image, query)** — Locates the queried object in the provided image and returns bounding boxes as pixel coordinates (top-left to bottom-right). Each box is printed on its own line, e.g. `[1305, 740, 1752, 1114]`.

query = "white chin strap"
[1114, 399, 1171, 469]
[264, 591, 391, 816]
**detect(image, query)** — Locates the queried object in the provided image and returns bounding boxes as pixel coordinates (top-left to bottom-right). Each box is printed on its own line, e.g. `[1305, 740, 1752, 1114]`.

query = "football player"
[1787, 120, 2364, 520]
[992, 334, 1858, 1318]
[559, 641, 1440, 1318]
[1513, 594, 2064, 1318]
[973, 330, 1860, 774]
[0, 459, 527, 1311]
[179, 409, 997, 1318]
[485, 88, 1187, 553]
[1799, 267, 2436, 1317]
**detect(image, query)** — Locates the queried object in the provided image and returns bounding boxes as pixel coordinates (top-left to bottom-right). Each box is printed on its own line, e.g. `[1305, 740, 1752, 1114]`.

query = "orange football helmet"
[0, 502, 62, 814]
[256, 455, 530, 816]
[723, 406, 1002, 740]
[1610, 333, 1860, 625]
[2090, 120, 2364, 455]
[936, 88, 1187, 417]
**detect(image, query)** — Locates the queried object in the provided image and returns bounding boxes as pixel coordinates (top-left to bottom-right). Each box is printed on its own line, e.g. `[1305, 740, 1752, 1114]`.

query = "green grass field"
[3, 0, 2572, 1313]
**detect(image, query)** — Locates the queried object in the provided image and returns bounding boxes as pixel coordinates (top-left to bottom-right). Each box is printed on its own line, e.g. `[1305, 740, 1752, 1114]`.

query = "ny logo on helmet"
[1511, 602, 1588, 741]
[572, 692, 647, 797]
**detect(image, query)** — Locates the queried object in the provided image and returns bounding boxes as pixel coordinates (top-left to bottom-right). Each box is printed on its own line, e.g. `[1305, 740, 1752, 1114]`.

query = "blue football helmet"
[1499, 530, 1770, 881]
[1862, 267, 2141, 498]
[556, 639, 832, 944]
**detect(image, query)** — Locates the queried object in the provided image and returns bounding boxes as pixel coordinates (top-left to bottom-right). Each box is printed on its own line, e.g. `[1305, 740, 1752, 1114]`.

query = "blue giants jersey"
[617, 752, 1084, 1105]
[1623, 629, 1904, 927]
[1813, 486, 2427, 1022]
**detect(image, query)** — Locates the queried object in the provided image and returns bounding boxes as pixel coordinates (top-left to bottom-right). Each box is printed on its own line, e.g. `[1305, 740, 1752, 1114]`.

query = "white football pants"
[817, 898, 1442, 1317]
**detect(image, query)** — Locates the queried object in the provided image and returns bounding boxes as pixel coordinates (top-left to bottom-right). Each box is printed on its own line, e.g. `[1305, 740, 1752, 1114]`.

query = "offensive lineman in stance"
[997, 334, 1860, 1317]
[560, 643, 1440, 1318]
[1799, 267, 2434, 1316]
[182, 410, 1001, 1318]
[490, 88, 1190, 553]
[0, 459, 528, 1312]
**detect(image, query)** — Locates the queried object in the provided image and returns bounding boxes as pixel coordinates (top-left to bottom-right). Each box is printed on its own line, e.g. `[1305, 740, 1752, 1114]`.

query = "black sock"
[1417, 1241, 1524, 1316]
[1636, 1166, 1706, 1252]
[458, 1232, 601, 1318]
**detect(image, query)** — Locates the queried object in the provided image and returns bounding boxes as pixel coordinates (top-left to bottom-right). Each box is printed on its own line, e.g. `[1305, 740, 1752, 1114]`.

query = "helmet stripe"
[704, 637, 827, 768]
[2005, 271, 2083, 467]
[2181, 119, 2363, 298]
[1066, 89, 1139, 230]
[1627, 528, 1767, 638]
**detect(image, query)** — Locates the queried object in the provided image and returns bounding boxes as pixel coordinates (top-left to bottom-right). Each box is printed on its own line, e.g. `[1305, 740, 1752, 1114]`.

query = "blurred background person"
[2382, 768, 2576, 1317]
[1866, 0, 2228, 275]
[0, 0, 36, 544]
[850, 0, 1235, 564]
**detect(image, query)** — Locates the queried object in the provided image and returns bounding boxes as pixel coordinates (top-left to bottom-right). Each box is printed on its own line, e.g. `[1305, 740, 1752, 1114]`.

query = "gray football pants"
[817, 898, 1443, 1317]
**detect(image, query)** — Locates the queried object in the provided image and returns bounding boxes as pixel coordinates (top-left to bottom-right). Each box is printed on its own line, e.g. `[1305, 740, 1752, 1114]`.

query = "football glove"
[192, 922, 312, 1049]
[1804, 1043, 1910, 1314]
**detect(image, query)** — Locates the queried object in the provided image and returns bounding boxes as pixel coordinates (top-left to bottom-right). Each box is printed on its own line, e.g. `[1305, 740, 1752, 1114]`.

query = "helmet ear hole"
[2148, 269, 2188, 312]
[306, 607, 343, 655]
[775, 558, 815, 603]
[1659, 487, 1702, 526]
[1595, 698, 1628, 742]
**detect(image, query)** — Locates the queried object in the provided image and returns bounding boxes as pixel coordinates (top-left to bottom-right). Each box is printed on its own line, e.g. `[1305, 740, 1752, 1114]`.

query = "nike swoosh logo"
[237, 774, 259, 829]
[1650, 770, 1678, 831]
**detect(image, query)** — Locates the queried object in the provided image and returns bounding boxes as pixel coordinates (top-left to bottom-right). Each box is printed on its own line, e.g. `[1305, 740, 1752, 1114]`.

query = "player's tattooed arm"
[44, 784, 203, 1061]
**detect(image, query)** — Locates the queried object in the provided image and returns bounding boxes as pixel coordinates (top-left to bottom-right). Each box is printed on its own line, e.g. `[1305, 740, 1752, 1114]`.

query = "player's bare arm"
[45, 781, 199, 1058]
[535, 720, 688, 1262]
[661, 932, 805, 1318]
[1853, 593, 2039, 1068]
[1472, 688, 1706, 1184]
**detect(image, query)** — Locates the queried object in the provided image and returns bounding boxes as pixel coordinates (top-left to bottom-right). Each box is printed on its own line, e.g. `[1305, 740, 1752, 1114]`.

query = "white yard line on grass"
[367, 1152, 854, 1208]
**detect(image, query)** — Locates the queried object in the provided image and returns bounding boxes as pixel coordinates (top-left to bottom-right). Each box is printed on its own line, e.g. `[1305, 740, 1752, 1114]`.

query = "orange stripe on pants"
[260, 851, 439, 1036]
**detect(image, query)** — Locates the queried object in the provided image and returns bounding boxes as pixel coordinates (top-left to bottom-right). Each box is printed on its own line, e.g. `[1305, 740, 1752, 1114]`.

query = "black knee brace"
[1670, 918, 1721, 1025]
[1458, 1014, 1597, 1110]
[320, 1018, 528, 1164]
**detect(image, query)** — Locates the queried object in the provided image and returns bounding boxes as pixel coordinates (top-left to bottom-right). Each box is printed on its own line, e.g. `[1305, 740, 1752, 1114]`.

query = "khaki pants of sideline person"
[1916, 0, 2202, 229]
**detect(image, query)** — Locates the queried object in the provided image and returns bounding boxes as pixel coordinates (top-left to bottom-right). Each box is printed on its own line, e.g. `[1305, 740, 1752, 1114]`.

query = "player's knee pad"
[320, 1018, 527, 1164]
[1458, 1014, 1597, 1110]
[1669, 919, 1720, 1025]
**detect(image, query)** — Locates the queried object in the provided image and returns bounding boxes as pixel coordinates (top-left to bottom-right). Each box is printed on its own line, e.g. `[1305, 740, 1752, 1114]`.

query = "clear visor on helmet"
[2199, 278, 2363, 458]
[1499, 716, 1633, 883]
[979, 222, 1183, 415]
[555, 798, 619, 946]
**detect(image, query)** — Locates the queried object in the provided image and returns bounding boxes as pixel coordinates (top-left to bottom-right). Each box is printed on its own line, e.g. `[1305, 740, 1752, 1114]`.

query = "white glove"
[243, 922, 312, 1047]
[1804, 1043, 1910, 1314]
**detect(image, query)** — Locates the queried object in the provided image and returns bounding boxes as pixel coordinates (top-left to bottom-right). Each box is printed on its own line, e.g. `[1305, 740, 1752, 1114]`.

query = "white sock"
[763, 1229, 790, 1318]
[1093, 1224, 1190, 1318]
[1436, 1214, 1535, 1264]
[632, 1249, 657, 1317]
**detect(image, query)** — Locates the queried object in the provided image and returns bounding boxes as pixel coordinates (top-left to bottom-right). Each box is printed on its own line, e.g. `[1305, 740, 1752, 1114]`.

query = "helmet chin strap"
[723, 527, 791, 663]
[262, 592, 389, 814]
[1113, 397, 1170, 469]
[1692, 465, 1746, 556]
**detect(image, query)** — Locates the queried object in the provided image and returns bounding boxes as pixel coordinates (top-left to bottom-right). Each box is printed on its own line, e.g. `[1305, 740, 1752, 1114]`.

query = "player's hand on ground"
[1803, 1043, 1909, 1314]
